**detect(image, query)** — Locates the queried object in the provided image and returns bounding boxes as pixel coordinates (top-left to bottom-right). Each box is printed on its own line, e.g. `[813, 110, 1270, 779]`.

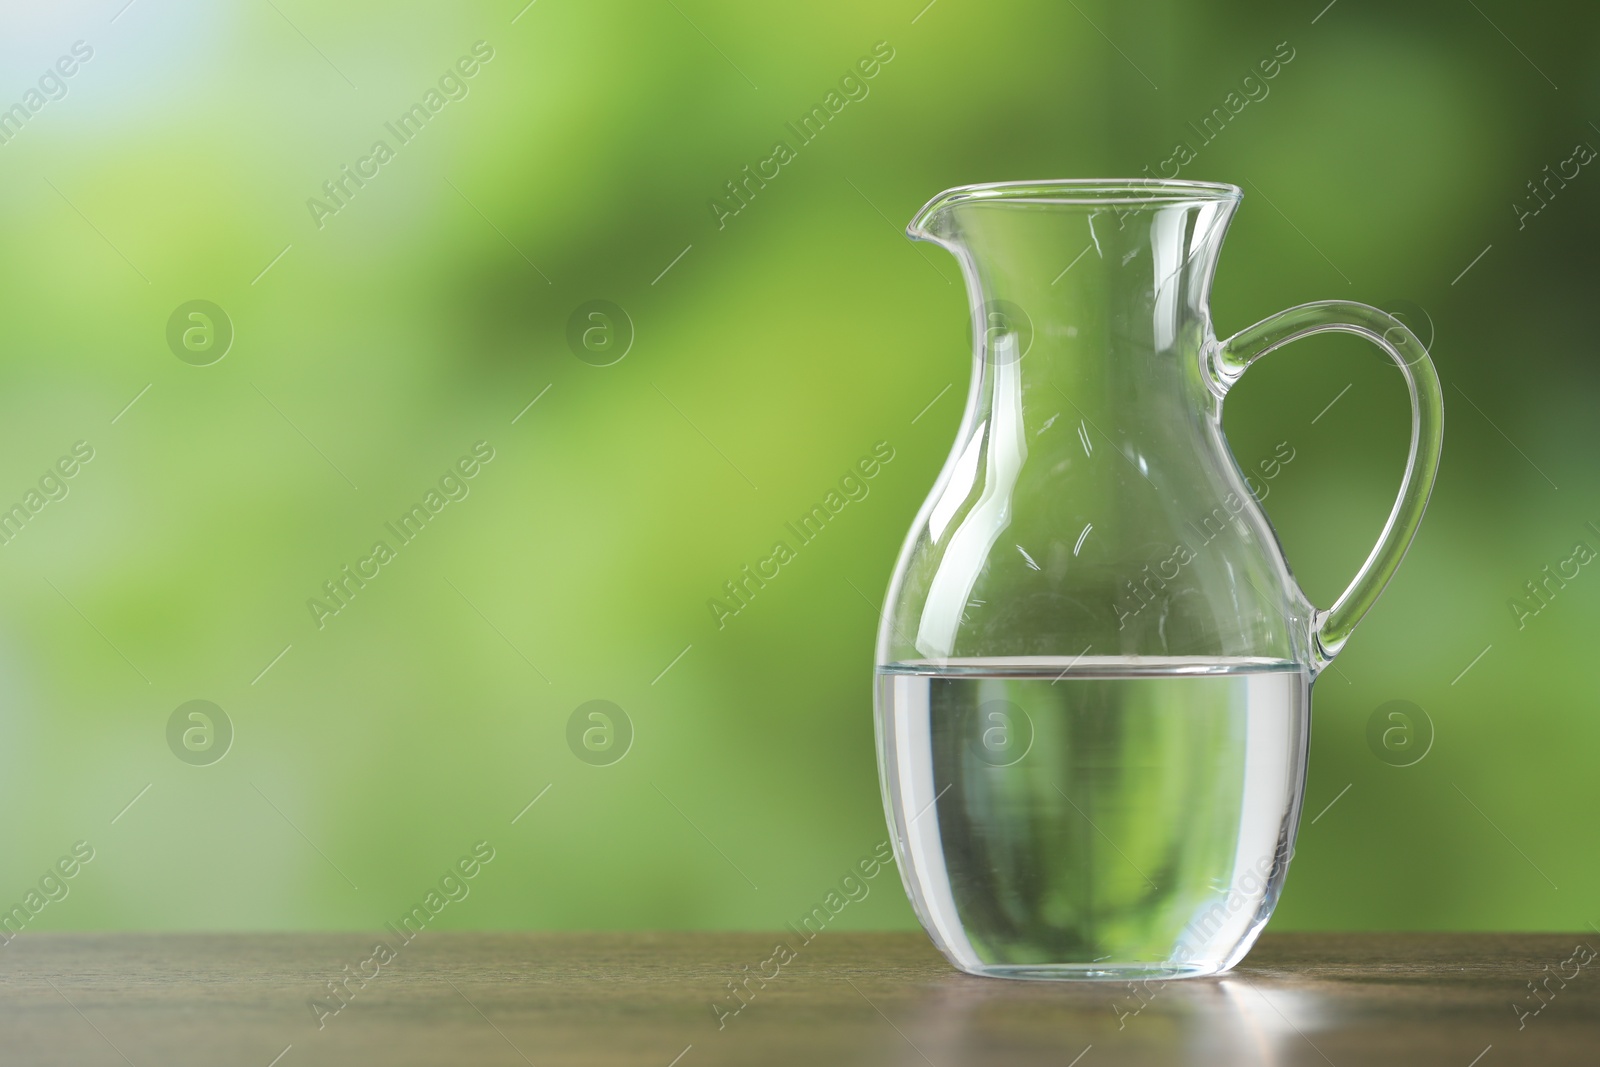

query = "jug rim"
[909, 179, 1242, 235]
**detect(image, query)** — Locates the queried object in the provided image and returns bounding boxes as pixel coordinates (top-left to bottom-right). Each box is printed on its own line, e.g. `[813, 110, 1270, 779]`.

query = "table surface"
[0, 932, 1594, 1065]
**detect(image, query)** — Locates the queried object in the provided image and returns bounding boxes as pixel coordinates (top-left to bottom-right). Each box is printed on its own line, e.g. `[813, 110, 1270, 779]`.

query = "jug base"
[951, 960, 1231, 982]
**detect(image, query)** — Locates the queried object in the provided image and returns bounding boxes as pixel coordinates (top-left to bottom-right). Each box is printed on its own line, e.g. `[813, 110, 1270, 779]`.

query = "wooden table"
[0, 932, 1593, 1065]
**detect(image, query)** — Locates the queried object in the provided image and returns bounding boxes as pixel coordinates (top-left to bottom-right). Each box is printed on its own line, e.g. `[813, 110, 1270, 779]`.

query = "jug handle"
[1212, 300, 1444, 669]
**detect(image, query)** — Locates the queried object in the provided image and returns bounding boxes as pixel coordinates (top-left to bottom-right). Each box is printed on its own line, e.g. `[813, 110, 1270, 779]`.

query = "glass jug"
[875, 180, 1443, 980]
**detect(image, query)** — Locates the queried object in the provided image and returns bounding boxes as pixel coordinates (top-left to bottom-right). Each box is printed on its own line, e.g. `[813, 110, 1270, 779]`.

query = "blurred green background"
[0, 0, 1594, 934]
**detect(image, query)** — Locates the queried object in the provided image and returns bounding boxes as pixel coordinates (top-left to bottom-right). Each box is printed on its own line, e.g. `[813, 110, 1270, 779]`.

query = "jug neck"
[910, 181, 1241, 406]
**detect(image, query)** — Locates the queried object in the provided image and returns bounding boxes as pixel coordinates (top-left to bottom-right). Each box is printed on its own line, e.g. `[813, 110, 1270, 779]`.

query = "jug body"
[875, 180, 1442, 980]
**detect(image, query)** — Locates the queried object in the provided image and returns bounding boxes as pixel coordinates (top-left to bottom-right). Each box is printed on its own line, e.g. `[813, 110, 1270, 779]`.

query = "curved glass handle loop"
[1214, 300, 1444, 669]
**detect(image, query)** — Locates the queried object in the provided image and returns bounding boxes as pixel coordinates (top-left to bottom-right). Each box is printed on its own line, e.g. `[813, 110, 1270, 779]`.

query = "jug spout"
[908, 180, 1241, 330]
[907, 180, 1243, 410]
[908, 178, 1242, 243]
